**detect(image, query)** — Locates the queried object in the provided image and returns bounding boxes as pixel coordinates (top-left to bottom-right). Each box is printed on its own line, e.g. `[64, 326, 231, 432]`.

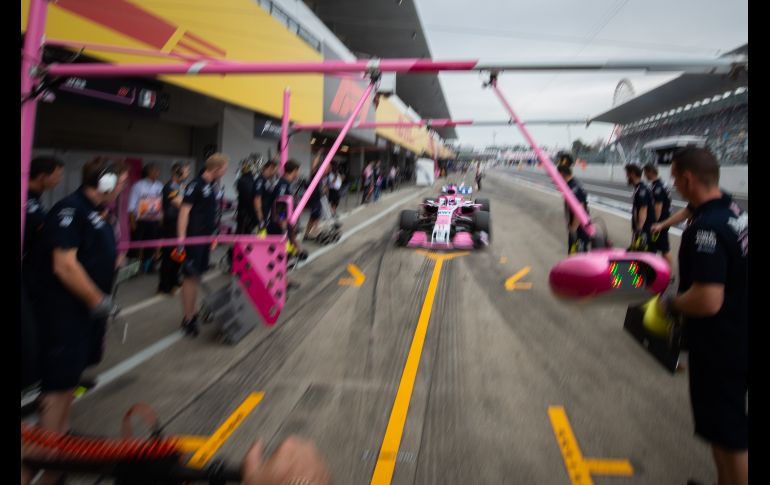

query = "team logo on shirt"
[695, 229, 717, 254]
[88, 211, 106, 229]
[727, 213, 748, 235]
[58, 208, 75, 227]
[202, 184, 212, 197]
[27, 199, 40, 213]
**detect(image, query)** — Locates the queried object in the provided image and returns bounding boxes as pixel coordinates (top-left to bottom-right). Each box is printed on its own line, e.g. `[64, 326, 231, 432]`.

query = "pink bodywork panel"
[549, 248, 671, 300]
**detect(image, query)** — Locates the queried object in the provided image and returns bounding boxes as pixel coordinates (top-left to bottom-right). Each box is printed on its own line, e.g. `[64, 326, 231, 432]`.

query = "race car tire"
[396, 230, 411, 246]
[475, 198, 491, 212]
[472, 232, 485, 249]
[399, 210, 419, 231]
[473, 210, 491, 239]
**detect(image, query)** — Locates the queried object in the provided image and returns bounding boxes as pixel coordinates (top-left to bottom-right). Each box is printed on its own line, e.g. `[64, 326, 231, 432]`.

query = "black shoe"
[181, 315, 200, 337]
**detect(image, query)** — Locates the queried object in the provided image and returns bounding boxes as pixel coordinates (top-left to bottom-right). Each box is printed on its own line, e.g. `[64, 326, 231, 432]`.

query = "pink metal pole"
[489, 79, 595, 237]
[293, 119, 474, 130]
[44, 57, 742, 78]
[21, 0, 48, 255]
[280, 88, 290, 173]
[117, 234, 285, 251]
[46, 59, 481, 77]
[290, 82, 376, 226]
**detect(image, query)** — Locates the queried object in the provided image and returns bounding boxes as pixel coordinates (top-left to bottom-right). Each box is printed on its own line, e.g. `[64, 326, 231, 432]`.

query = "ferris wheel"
[613, 78, 636, 107]
[607, 79, 636, 147]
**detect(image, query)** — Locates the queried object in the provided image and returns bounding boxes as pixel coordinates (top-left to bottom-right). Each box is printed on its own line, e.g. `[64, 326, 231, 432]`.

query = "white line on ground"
[507, 175, 683, 236]
[120, 271, 219, 317]
[74, 186, 428, 400]
[80, 332, 185, 401]
[581, 182, 688, 208]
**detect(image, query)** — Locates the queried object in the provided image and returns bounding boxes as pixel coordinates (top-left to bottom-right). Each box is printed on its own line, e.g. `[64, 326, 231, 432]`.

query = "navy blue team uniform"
[266, 177, 293, 235]
[631, 181, 656, 251]
[679, 193, 747, 450]
[253, 173, 271, 227]
[158, 180, 184, 292]
[36, 189, 117, 391]
[236, 172, 256, 234]
[182, 176, 218, 276]
[565, 178, 590, 254]
[22, 189, 48, 389]
[308, 179, 323, 221]
[649, 178, 672, 253]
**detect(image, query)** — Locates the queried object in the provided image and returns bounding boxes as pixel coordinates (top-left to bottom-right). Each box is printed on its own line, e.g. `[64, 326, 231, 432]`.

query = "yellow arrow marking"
[339, 263, 366, 286]
[505, 266, 532, 291]
[415, 250, 469, 262]
[548, 406, 634, 484]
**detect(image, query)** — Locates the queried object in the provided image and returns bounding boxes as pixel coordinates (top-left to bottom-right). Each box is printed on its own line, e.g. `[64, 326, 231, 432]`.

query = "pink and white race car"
[396, 184, 490, 249]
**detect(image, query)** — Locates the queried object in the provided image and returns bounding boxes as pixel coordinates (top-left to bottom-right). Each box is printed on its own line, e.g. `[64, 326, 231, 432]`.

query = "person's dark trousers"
[229, 214, 256, 269]
[21, 275, 40, 391]
[135, 220, 161, 272]
[158, 223, 181, 293]
[568, 227, 591, 254]
[236, 210, 256, 235]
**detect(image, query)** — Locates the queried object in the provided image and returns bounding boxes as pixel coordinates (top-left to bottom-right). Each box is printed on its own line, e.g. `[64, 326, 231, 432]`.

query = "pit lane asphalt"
[65, 171, 715, 485]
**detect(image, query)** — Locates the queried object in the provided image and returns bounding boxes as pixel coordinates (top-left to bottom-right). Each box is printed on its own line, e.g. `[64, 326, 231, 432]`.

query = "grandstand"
[616, 89, 747, 165]
[593, 44, 748, 166]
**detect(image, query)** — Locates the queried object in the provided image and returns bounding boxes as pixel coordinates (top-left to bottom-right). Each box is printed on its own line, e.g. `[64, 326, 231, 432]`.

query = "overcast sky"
[414, 0, 747, 150]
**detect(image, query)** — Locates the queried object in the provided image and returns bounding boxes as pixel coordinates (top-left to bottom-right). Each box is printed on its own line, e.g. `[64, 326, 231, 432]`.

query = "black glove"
[91, 295, 120, 320]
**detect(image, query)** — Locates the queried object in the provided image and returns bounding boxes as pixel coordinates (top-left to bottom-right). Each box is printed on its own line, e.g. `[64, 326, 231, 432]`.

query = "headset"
[84, 160, 119, 194]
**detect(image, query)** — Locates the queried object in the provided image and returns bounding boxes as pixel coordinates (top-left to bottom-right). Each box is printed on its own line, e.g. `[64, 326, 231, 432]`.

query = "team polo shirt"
[565, 178, 589, 227]
[679, 193, 748, 371]
[24, 189, 46, 261]
[128, 179, 163, 222]
[631, 182, 655, 231]
[39, 188, 117, 315]
[650, 179, 672, 221]
[183, 176, 218, 236]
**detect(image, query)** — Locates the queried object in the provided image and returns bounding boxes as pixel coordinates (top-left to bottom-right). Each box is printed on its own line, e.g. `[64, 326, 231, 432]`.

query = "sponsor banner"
[23, 0, 323, 122]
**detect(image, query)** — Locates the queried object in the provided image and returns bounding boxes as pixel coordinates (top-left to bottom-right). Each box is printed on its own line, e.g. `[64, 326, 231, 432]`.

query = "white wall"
[220, 105, 280, 199]
[518, 163, 748, 197]
[220, 105, 314, 198]
[30, 148, 194, 208]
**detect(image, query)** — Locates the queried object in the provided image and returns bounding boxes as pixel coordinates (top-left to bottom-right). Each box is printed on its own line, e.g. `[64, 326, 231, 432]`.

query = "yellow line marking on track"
[548, 406, 634, 485]
[339, 263, 366, 286]
[176, 435, 209, 454]
[505, 266, 532, 291]
[370, 252, 466, 484]
[585, 459, 634, 476]
[188, 392, 264, 469]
